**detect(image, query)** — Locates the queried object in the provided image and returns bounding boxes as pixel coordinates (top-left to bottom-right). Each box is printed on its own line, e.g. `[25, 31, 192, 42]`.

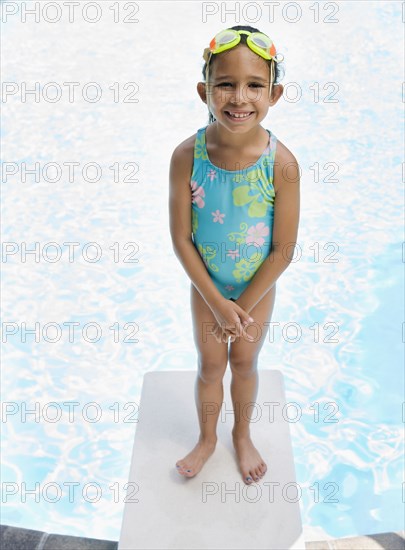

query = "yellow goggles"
[204, 29, 284, 63]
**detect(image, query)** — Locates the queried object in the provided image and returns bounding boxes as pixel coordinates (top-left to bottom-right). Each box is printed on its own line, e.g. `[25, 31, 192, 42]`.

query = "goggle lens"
[252, 36, 269, 49]
[218, 31, 237, 45]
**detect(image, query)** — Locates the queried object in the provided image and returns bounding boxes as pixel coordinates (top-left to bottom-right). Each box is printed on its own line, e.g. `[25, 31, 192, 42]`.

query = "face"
[198, 44, 283, 132]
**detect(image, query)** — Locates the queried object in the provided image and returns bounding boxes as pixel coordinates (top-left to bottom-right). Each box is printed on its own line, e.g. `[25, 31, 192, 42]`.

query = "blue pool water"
[1, 0, 403, 542]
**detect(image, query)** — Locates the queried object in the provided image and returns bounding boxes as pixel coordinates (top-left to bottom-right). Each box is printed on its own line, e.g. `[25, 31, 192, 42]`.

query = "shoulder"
[272, 136, 300, 194]
[169, 132, 198, 183]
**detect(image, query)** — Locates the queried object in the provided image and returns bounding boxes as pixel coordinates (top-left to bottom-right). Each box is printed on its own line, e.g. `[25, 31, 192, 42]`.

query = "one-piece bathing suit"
[190, 125, 277, 301]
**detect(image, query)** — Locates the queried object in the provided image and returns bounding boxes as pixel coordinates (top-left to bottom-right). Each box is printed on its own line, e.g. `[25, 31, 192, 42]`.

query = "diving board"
[118, 370, 305, 550]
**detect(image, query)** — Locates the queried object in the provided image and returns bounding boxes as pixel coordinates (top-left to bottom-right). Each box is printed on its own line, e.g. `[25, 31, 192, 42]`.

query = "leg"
[176, 283, 228, 478]
[228, 285, 276, 484]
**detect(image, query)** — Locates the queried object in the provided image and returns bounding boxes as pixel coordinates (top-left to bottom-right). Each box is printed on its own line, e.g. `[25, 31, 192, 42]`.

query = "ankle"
[199, 434, 217, 445]
[232, 428, 250, 440]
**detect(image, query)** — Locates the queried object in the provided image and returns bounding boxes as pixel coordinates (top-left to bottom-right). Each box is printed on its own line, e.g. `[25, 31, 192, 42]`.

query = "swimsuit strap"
[193, 127, 207, 160]
[267, 130, 277, 162]
[263, 128, 276, 153]
[190, 127, 208, 181]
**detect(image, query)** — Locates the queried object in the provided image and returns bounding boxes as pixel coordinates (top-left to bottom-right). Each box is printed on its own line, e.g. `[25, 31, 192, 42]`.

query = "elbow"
[272, 241, 297, 264]
[171, 241, 180, 258]
[284, 243, 297, 264]
[172, 237, 192, 256]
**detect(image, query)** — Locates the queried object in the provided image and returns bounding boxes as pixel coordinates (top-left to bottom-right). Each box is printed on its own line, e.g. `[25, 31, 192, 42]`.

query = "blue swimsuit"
[190, 125, 277, 300]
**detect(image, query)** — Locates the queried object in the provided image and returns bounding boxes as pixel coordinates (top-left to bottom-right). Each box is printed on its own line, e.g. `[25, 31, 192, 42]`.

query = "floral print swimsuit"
[190, 125, 277, 300]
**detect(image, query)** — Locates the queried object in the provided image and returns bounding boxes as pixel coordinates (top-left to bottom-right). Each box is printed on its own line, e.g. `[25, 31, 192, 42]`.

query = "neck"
[210, 122, 265, 149]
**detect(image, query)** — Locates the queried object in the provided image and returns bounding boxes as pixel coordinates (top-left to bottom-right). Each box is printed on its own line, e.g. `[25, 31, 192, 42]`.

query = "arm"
[236, 144, 301, 314]
[169, 141, 226, 312]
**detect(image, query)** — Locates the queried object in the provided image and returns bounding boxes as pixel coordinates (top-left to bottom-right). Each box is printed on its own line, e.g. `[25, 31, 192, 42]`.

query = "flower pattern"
[194, 132, 208, 160]
[197, 243, 219, 273]
[232, 257, 263, 283]
[226, 249, 240, 260]
[228, 222, 249, 245]
[190, 180, 205, 208]
[246, 222, 270, 247]
[232, 168, 275, 218]
[212, 209, 225, 224]
[192, 209, 198, 234]
[207, 169, 217, 181]
[226, 222, 270, 282]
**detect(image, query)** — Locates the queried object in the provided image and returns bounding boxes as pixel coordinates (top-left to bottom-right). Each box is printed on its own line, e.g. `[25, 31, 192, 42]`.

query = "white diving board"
[118, 370, 305, 550]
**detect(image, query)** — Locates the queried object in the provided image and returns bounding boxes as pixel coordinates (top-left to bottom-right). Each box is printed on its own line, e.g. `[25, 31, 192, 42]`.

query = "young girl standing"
[169, 25, 300, 485]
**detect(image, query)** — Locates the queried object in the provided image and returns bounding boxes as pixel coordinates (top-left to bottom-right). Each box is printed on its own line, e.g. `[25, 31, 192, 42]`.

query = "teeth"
[228, 112, 252, 118]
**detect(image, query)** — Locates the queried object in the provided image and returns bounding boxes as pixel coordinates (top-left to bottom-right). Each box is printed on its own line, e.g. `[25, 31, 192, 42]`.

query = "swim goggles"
[203, 29, 284, 64]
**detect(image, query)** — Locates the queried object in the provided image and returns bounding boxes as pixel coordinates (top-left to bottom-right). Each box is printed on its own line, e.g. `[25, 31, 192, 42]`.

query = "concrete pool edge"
[1, 525, 404, 550]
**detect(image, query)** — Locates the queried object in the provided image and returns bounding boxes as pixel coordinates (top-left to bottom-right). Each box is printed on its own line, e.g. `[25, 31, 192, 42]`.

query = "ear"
[197, 81, 207, 104]
[270, 83, 284, 106]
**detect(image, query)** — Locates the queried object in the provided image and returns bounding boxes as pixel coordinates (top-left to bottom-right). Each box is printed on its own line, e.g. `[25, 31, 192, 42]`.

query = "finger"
[242, 323, 256, 342]
[228, 320, 244, 340]
[220, 327, 231, 343]
[224, 318, 244, 339]
[233, 322, 255, 342]
[231, 316, 255, 342]
[223, 320, 254, 343]
[213, 325, 222, 343]
[225, 330, 234, 342]
[239, 310, 254, 325]
[223, 328, 239, 343]
[224, 325, 244, 342]
[212, 325, 221, 344]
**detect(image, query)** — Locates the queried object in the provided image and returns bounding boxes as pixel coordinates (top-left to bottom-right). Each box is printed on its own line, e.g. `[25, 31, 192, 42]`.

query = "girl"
[169, 25, 300, 485]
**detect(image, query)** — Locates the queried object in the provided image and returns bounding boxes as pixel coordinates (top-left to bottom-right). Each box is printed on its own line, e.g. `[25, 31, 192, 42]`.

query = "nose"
[229, 84, 246, 105]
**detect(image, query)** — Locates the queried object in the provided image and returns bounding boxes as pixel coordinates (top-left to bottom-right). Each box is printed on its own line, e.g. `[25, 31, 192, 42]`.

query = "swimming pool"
[1, 0, 403, 542]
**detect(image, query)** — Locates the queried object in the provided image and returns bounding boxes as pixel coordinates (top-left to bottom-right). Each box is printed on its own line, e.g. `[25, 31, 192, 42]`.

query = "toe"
[244, 470, 254, 484]
[176, 461, 186, 474]
[250, 470, 258, 483]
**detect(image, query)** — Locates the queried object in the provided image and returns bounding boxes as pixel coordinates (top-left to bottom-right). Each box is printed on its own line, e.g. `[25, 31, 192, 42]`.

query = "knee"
[198, 358, 227, 384]
[229, 355, 258, 379]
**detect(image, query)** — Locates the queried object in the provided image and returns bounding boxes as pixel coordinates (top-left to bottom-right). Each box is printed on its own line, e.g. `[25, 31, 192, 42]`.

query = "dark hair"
[201, 25, 285, 124]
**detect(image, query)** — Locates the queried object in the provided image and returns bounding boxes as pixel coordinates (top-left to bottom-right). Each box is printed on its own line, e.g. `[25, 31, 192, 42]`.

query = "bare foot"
[232, 431, 267, 485]
[176, 437, 217, 478]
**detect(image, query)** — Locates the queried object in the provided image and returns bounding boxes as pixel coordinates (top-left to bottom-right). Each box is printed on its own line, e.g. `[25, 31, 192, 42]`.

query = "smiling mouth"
[225, 111, 254, 119]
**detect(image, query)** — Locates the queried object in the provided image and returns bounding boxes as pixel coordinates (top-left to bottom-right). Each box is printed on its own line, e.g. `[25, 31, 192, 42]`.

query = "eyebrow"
[214, 75, 268, 82]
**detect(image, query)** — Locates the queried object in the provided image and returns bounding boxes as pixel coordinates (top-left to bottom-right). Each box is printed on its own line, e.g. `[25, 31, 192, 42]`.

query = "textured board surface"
[119, 370, 305, 550]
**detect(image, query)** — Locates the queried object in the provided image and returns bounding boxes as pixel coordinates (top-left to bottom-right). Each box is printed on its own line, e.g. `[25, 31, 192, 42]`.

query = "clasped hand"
[211, 298, 255, 344]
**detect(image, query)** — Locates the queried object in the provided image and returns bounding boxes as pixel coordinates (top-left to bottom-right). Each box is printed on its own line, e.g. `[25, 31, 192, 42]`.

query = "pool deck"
[1, 525, 404, 550]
